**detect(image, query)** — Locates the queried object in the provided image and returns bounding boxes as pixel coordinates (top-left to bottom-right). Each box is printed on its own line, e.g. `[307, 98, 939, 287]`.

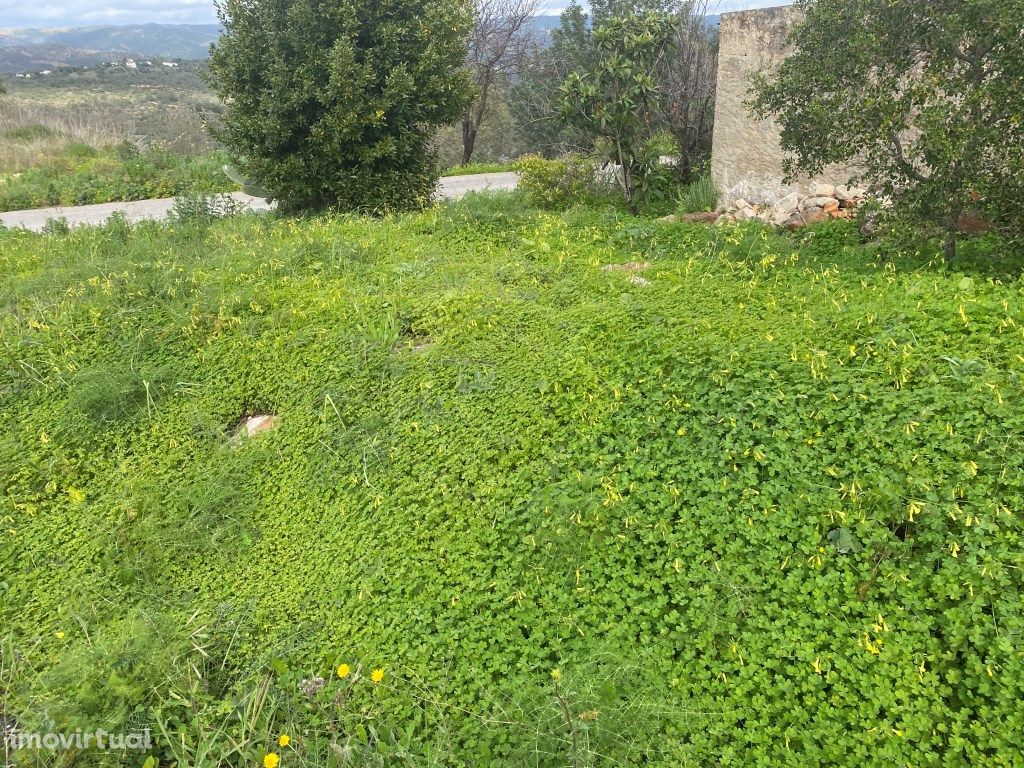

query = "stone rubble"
[707, 185, 869, 230]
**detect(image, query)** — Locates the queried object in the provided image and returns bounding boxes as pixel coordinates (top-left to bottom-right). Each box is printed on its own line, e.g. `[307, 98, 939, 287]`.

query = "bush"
[207, 0, 473, 214]
[751, 0, 1024, 262]
[676, 175, 718, 214]
[513, 154, 597, 209]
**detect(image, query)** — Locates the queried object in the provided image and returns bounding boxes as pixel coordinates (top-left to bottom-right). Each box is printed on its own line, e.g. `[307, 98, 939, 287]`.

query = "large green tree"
[207, 0, 473, 213]
[751, 0, 1024, 261]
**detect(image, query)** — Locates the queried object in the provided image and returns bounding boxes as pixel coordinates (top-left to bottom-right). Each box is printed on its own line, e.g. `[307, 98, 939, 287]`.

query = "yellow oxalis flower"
[371, 668, 385, 683]
[337, 663, 351, 679]
[278, 734, 290, 747]
[263, 753, 280, 768]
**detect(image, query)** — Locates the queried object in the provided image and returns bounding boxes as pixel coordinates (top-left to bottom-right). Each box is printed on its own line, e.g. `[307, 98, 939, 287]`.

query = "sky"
[1, 0, 790, 30]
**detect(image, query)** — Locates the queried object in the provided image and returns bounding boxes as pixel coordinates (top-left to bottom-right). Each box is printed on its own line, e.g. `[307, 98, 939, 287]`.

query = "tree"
[751, 0, 1024, 262]
[461, 0, 541, 165]
[207, 0, 473, 214]
[560, 12, 674, 213]
[590, 0, 672, 26]
[509, 1, 595, 157]
[655, 1, 717, 181]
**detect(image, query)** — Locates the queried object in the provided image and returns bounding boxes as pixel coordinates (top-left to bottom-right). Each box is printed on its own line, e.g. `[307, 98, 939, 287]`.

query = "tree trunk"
[461, 116, 477, 166]
[944, 228, 957, 265]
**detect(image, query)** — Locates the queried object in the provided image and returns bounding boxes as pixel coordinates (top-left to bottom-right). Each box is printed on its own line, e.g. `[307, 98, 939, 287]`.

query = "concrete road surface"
[0, 172, 519, 233]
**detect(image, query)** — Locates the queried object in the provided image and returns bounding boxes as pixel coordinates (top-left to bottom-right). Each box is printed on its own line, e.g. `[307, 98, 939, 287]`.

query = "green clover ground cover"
[1, 198, 1022, 766]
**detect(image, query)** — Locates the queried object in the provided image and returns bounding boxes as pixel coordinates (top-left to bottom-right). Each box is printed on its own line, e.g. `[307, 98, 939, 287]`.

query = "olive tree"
[207, 0, 473, 213]
[751, 0, 1024, 261]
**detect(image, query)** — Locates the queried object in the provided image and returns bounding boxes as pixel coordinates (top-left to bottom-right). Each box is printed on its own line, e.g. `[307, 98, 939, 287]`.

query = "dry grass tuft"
[0, 101, 132, 172]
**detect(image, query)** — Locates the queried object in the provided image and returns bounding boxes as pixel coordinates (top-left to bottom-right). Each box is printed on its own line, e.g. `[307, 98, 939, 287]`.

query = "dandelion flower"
[371, 668, 385, 683]
[263, 753, 280, 768]
[337, 663, 351, 679]
[278, 734, 290, 748]
[551, 668, 561, 682]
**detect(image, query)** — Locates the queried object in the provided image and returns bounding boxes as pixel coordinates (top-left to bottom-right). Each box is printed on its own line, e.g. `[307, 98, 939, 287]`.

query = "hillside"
[0, 24, 220, 72]
[1, 199, 1021, 765]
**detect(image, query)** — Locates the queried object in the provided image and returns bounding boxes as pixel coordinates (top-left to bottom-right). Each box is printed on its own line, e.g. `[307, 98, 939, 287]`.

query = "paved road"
[0, 172, 519, 233]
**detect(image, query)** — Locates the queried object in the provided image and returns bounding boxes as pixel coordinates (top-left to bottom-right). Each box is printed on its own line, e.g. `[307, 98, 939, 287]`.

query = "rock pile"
[716, 183, 868, 230]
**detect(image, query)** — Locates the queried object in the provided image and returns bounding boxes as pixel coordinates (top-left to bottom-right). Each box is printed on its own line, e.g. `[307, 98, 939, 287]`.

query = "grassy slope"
[0, 144, 233, 210]
[1, 198, 1022, 765]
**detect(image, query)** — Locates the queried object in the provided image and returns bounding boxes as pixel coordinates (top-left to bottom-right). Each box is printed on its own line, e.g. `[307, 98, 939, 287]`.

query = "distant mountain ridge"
[0, 24, 221, 73]
[0, 15, 718, 74]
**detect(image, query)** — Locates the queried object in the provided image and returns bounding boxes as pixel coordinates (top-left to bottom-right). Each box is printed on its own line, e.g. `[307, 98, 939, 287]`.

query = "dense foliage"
[206, 0, 474, 213]
[2, 194, 1023, 766]
[751, 0, 1024, 262]
[0, 144, 231, 211]
[560, 13, 674, 213]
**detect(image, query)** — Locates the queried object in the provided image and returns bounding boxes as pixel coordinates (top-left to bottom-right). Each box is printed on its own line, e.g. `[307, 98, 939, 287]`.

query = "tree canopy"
[751, 0, 1024, 260]
[207, 0, 473, 213]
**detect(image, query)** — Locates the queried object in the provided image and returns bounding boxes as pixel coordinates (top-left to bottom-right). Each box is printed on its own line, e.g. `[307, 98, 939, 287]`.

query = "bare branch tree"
[462, 0, 542, 164]
[657, 0, 717, 180]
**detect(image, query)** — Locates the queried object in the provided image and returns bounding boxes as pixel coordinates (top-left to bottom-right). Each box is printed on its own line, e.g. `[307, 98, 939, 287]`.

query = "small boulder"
[835, 185, 867, 204]
[232, 414, 279, 442]
[802, 196, 840, 211]
[783, 209, 829, 231]
[810, 182, 836, 198]
[770, 192, 802, 225]
[732, 198, 754, 211]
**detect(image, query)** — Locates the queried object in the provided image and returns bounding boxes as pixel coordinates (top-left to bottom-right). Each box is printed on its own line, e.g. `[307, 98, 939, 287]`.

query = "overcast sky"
[1, 0, 790, 30]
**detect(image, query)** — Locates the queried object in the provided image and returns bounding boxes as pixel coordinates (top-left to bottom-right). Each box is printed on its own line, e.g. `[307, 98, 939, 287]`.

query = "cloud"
[2, 0, 219, 28]
[3, 0, 791, 29]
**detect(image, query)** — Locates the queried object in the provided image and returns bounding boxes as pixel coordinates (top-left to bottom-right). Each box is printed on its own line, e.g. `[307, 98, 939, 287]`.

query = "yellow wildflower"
[263, 753, 280, 768]
[54, 631, 65, 640]
[371, 668, 385, 683]
[336, 663, 350, 679]
[551, 668, 561, 682]
[278, 734, 290, 748]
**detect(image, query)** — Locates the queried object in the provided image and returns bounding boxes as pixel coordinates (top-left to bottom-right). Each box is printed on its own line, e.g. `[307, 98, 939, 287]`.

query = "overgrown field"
[1, 197, 1022, 766]
[0, 144, 233, 211]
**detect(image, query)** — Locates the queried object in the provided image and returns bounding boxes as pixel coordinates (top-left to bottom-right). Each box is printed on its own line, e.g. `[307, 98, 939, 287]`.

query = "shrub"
[560, 12, 674, 213]
[207, 0, 474, 214]
[676, 174, 718, 213]
[513, 154, 596, 209]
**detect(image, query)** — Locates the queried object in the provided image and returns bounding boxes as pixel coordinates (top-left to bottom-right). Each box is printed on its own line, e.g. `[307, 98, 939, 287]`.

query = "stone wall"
[710, 5, 861, 206]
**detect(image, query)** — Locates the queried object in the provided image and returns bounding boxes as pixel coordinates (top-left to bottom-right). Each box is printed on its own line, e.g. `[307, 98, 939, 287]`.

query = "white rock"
[240, 414, 279, 438]
[810, 182, 836, 198]
[732, 198, 754, 210]
[770, 193, 802, 225]
[835, 185, 867, 203]
[801, 196, 840, 210]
